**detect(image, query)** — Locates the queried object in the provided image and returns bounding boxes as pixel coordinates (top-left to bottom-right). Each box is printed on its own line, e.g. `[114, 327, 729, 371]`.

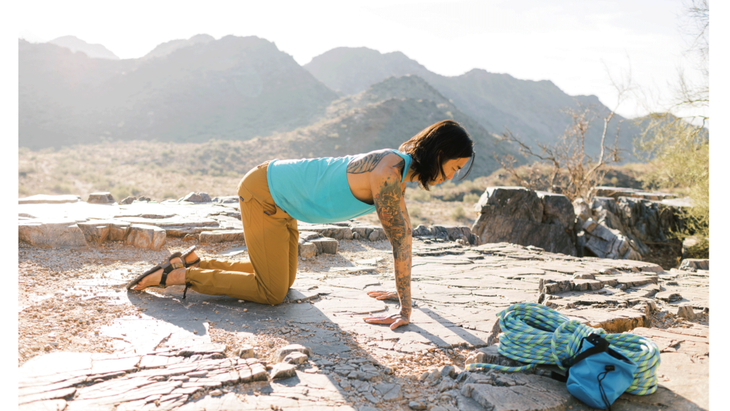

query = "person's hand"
[366, 289, 399, 301]
[362, 312, 410, 330]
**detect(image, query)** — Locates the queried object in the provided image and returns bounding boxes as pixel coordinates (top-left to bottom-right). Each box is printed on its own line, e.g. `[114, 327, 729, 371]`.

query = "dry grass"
[19, 141, 251, 201]
[19, 142, 669, 228]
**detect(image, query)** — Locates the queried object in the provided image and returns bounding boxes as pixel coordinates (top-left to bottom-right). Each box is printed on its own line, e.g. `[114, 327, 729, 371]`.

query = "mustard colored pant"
[184, 162, 299, 305]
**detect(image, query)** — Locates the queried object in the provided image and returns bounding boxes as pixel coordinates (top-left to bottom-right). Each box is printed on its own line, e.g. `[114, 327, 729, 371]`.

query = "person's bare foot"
[132, 256, 187, 290]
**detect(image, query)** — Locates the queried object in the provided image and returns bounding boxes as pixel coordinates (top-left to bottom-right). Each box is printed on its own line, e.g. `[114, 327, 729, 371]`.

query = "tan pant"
[184, 162, 299, 305]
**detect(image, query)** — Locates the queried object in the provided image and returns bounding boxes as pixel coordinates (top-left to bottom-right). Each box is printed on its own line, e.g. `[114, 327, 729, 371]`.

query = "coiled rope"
[465, 302, 660, 395]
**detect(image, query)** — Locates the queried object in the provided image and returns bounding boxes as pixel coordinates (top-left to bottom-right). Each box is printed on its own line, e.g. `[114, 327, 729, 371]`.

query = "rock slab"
[18, 219, 87, 248]
[471, 187, 575, 256]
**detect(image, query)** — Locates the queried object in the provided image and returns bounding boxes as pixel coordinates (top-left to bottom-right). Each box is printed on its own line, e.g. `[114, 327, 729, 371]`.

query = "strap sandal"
[179, 246, 199, 299]
[126, 251, 184, 290]
[180, 245, 200, 267]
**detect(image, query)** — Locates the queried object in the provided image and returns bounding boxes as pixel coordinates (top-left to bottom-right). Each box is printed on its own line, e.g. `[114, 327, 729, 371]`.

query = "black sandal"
[180, 245, 200, 267]
[178, 245, 201, 299]
[126, 252, 184, 290]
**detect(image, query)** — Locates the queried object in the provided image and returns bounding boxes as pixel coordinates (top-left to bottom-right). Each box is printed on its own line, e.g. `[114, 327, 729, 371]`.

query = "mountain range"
[19, 34, 645, 178]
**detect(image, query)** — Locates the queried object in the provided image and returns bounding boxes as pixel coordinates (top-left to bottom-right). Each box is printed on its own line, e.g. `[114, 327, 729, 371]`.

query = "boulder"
[352, 226, 375, 239]
[211, 196, 239, 204]
[181, 192, 212, 203]
[283, 352, 309, 365]
[274, 344, 312, 362]
[18, 219, 88, 248]
[614, 196, 683, 243]
[471, 187, 575, 256]
[538, 191, 574, 228]
[87, 192, 116, 204]
[120, 196, 152, 204]
[234, 345, 254, 358]
[587, 195, 688, 257]
[368, 228, 386, 241]
[572, 198, 591, 222]
[109, 221, 131, 241]
[311, 237, 338, 254]
[582, 219, 642, 260]
[298, 241, 317, 259]
[18, 194, 81, 204]
[677, 304, 696, 320]
[431, 225, 476, 244]
[124, 224, 166, 250]
[679, 258, 709, 271]
[270, 363, 297, 380]
[77, 220, 114, 243]
[591, 186, 676, 201]
[412, 225, 431, 237]
[297, 224, 353, 240]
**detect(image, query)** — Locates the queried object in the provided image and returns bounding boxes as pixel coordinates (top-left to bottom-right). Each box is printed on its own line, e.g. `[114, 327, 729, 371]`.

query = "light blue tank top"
[267, 150, 412, 224]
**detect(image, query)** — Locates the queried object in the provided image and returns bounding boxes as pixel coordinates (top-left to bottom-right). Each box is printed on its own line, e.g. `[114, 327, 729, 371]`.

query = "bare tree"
[496, 72, 631, 202]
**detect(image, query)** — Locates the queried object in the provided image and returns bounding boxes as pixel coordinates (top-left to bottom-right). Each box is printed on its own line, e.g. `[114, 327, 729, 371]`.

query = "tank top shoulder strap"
[387, 149, 413, 184]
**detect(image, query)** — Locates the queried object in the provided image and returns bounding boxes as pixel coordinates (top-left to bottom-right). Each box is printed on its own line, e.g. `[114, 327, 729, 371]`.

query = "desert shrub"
[440, 181, 456, 190]
[408, 205, 422, 219]
[684, 236, 709, 259]
[463, 193, 480, 204]
[407, 189, 431, 202]
[18, 164, 35, 175]
[450, 206, 467, 221]
[111, 185, 141, 201]
[441, 192, 459, 202]
[458, 179, 484, 194]
[51, 182, 73, 194]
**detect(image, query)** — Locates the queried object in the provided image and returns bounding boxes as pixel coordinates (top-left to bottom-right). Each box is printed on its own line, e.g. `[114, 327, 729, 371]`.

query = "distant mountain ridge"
[220, 74, 524, 179]
[304, 47, 641, 160]
[20, 34, 649, 179]
[305, 47, 430, 96]
[48, 35, 119, 60]
[20, 35, 338, 148]
[141, 34, 215, 60]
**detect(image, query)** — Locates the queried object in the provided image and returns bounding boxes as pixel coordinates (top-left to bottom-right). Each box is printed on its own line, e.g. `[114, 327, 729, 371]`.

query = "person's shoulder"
[367, 150, 405, 180]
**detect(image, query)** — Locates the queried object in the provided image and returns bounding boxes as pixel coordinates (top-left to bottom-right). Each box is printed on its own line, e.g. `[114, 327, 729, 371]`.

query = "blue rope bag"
[466, 303, 660, 411]
[558, 333, 638, 410]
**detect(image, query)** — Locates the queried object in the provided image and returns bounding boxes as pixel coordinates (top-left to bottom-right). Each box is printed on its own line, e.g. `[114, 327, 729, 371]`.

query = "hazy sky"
[17, 0, 706, 120]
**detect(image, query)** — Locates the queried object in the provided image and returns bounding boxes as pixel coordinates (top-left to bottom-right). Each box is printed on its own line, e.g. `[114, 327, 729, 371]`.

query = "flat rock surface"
[17, 200, 710, 410]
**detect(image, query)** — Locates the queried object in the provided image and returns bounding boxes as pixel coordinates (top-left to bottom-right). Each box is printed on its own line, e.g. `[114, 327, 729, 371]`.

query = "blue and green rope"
[465, 302, 660, 395]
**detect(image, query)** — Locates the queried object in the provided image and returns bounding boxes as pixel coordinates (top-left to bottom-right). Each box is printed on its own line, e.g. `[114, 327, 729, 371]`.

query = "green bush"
[441, 192, 457, 201]
[636, 114, 708, 244]
[463, 193, 480, 204]
[407, 189, 431, 202]
[51, 182, 73, 194]
[451, 206, 467, 221]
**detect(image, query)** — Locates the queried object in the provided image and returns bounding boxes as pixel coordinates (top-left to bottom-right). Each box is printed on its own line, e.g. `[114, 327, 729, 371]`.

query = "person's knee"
[266, 287, 289, 305]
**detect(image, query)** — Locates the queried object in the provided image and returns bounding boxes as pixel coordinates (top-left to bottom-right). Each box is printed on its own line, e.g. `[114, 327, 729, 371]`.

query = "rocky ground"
[17, 197, 709, 411]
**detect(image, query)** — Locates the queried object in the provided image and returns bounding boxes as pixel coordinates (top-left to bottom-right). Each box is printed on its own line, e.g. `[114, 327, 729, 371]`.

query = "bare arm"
[363, 156, 412, 330]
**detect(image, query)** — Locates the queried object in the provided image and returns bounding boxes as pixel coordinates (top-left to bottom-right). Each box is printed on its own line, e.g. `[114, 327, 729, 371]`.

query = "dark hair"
[399, 120, 475, 190]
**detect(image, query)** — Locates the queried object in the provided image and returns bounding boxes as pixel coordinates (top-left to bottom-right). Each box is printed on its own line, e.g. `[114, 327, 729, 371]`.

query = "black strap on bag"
[551, 333, 609, 381]
[549, 334, 618, 410]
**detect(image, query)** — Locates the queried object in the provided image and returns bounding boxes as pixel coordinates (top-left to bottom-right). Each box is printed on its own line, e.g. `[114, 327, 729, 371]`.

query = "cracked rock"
[270, 363, 297, 380]
[275, 344, 312, 362]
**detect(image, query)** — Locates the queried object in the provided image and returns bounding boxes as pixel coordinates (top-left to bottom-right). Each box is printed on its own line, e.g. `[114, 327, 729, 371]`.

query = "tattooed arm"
[361, 155, 412, 330]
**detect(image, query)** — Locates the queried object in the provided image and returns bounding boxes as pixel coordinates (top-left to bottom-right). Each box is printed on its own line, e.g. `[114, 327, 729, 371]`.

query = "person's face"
[432, 157, 470, 185]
